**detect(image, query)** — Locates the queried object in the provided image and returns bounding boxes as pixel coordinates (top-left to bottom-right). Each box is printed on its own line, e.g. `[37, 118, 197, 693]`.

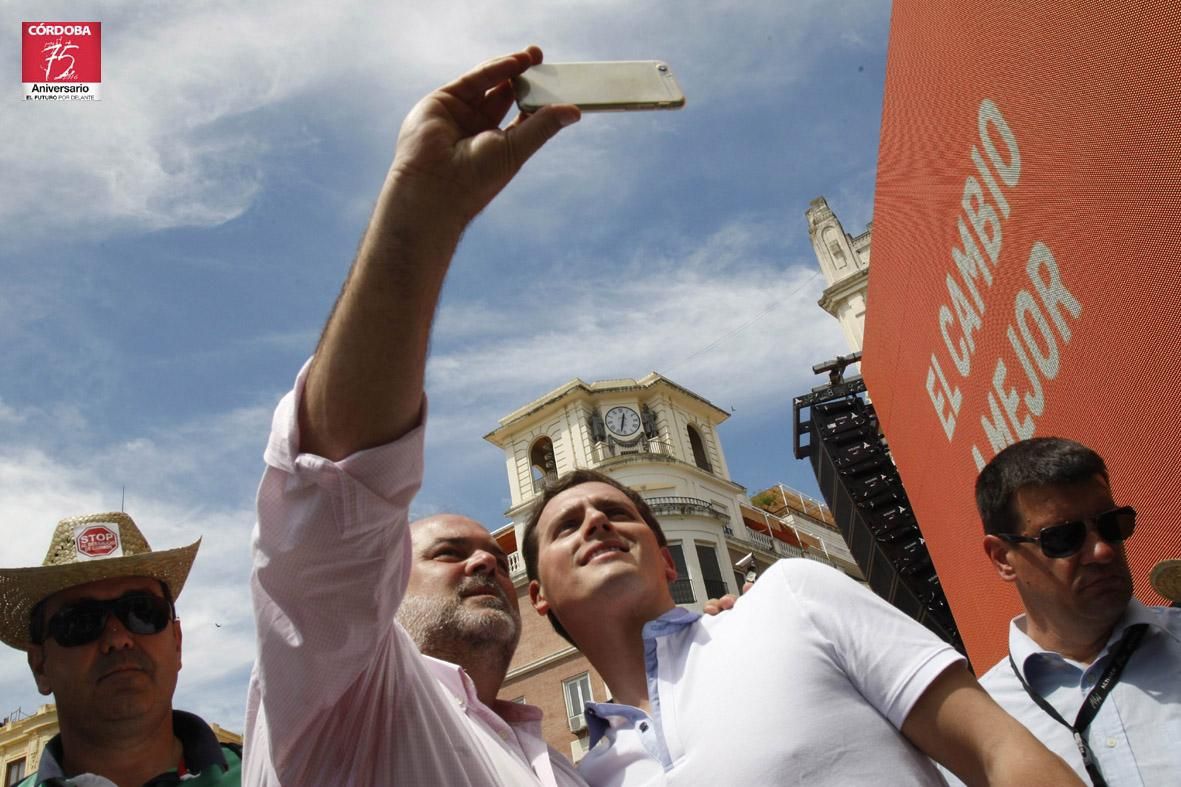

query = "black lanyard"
[1008, 623, 1147, 787]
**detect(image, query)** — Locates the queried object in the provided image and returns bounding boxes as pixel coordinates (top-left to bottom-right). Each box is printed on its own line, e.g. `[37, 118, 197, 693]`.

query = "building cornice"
[504, 645, 582, 682]
[485, 374, 730, 445]
[818, 267, 869, 316]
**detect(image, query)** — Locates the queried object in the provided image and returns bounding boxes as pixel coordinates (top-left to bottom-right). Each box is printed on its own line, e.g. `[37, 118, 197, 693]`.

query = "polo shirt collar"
[584, 606, 699, 750]
[34, 709, 227, 785]
[641, 606, 699, 640]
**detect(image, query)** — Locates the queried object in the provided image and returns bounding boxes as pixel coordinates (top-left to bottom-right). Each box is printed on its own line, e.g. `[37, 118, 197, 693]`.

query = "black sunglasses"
[999, 506, 1136, 559]
[35, 591, 174, 647]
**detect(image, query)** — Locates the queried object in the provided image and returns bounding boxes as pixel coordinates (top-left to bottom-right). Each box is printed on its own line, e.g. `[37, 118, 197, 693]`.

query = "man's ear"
[173, 617, 183, 671]
[660, 546, 677, 583]
[983, 535, 1018, 582]
[27, 645, 52, 696]
[528, 579, 550, 617]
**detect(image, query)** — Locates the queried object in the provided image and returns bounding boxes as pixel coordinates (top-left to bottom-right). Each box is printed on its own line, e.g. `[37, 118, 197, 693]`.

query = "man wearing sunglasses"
[0, 512, 240, 786]
[973, 437, 1181, 786]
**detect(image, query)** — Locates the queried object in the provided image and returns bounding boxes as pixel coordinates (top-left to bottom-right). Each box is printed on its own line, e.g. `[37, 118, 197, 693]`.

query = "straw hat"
[0, 512, 200, 650]
[1150, 559, 1181, 603]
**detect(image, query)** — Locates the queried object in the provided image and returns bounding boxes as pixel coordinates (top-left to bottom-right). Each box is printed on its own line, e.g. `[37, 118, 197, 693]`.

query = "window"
[5, 759, 26, 787]
[530, 437, 557, 493]
[667, 543, 695, 603]
[687, 426, 712, 472]
[695, 544, 728, 600]
[563, 673, 594, 730]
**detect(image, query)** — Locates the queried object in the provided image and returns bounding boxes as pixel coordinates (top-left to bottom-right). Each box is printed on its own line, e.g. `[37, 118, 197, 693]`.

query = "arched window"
[687, 425, 712, 472]
[530, 437, 557, 492]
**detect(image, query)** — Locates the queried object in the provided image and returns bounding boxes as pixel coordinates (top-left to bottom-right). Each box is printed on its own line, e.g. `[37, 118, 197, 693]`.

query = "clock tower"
[807, 196, 870, 352]
[484, 373, 742, 550]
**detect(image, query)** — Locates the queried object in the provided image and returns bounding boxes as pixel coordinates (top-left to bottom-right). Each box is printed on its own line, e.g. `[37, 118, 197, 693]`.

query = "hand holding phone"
[513, 61, 686, 112]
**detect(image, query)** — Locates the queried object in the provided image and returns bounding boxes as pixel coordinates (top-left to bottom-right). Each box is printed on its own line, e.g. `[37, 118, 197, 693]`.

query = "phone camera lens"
[658, 64, 668, 72]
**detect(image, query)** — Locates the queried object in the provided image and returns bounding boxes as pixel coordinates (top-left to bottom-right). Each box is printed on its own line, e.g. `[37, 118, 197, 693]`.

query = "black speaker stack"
[793, 376, 963, 654]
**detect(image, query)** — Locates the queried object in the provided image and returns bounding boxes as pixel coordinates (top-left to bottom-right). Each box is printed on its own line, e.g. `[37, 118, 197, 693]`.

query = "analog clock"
[605, 406, 641, 436]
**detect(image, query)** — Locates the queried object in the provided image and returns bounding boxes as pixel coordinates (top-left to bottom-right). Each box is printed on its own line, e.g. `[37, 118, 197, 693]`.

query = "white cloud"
[3, 0, 885, 239]
[425, 218, 848, 451]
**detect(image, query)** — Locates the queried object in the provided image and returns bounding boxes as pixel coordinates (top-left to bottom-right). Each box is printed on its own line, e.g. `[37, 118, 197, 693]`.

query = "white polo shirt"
[578, 559, 963, 785]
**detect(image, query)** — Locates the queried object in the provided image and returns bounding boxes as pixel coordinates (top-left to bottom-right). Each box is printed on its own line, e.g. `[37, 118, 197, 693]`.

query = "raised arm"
[246, 50, 578, 784]
[300, 46, 579, 460]
[900, 663, 1084, 786]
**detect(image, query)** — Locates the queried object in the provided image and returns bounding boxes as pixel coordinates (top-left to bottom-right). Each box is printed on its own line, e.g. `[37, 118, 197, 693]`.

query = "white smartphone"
[513, 61, 686, 112]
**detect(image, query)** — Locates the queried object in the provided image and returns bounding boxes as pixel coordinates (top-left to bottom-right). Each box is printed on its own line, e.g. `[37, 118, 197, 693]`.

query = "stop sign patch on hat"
[74, 523, 123, 560]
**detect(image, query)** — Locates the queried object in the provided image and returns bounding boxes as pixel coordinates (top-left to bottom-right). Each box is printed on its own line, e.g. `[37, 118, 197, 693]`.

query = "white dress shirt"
[963, 601, 1181, 787]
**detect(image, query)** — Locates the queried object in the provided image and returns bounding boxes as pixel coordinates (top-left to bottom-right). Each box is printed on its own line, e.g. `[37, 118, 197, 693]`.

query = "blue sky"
[1, 1, 890, 730]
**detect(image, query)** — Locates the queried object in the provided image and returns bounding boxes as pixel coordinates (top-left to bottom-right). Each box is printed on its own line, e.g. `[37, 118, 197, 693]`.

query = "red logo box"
[22, 21, 101, 100]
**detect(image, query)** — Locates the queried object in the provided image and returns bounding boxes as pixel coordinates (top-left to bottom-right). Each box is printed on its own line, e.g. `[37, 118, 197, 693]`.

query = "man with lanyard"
[0, 512, 240, 786]
[970, 437, 1181, 786]
[243, 47, 587, 785]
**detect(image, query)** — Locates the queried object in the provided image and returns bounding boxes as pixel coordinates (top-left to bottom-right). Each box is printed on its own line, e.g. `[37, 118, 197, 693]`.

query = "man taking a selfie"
[243, 47, 587, 786]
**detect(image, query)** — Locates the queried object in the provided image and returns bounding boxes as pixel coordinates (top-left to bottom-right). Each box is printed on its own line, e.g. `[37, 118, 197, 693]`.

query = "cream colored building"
[1, 706, 55, 786]
[0, 704, 241, 784]
[808, 196, 870, 352]
[485, 374, 861, 760]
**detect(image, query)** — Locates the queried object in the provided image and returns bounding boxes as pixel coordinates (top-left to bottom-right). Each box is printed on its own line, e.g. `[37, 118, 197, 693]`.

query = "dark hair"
[522, 468, 667, 644]
[975, 437, 1108, 536]
[29, 579, 176, 645]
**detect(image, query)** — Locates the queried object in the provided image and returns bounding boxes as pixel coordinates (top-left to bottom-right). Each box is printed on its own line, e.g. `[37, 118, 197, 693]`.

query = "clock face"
[605, 406, 641, 436]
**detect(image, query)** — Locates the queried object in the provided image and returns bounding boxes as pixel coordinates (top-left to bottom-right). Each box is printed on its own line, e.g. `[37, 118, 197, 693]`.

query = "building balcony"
[748, 529, 774, 552]
[507, 550, 527, 581]
[773, 540, 805, 559]
[592, 438, 675, 464]
[644, 496, 729, 523]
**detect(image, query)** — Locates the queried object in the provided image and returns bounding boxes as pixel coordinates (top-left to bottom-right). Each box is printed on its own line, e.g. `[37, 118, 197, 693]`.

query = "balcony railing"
[748, 530, 773, 552]
[773, 540, 805, 559]
[531, 474, 557, 495]
[591, 438, 675, 464]
[645, 496, 729, 523]
[507, 550, 526, 580]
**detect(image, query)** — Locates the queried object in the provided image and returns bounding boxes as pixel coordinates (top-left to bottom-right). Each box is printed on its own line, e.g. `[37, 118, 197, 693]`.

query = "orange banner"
[863, 0, 1181, 667]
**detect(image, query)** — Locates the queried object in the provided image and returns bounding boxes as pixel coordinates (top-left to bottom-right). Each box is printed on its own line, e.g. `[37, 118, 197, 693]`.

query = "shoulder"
[762, 557, 854, 594]
[976, 654, 1013, 691]
[1144, 601, 1181, 630]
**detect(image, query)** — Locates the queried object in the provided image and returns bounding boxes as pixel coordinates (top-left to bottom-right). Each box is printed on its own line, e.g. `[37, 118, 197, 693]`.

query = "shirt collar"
[34, 709, 227, 785]
[421, 654, 545, 727]
[582, 607, 699, 751]
[640, 605, 700, 640]
[584, 702, 651, 749]
[1009, 598, 1175, 677]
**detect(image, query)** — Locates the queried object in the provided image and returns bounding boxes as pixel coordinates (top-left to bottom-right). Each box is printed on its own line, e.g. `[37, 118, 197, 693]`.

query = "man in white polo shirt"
[523, 468, 1083, 785]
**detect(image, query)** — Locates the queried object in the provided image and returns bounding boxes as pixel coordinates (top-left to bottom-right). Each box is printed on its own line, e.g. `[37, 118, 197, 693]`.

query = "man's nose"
[97, 613, 135, 653]
[1081, 524, 1116, 564]
[465, 549, 500, 575]
[581, 506, 612, 535]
